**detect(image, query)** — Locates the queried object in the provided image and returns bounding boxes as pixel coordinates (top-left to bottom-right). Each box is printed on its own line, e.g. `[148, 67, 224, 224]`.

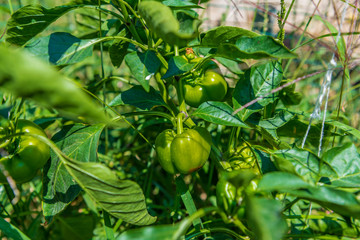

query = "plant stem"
[7, 0, 13, 14]
[175, 175, 203, 231]
[103, 211, 115, 240]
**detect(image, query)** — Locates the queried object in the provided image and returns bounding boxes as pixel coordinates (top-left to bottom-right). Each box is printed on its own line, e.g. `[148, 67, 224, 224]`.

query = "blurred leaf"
[321, 143, 360, 188]
[109, 28, 130, 68]
[138, 1, 198, 46]
[288, 186, 360, 219]
[58, 215, 96, 240]
[192, 101, 250, 128]
[200, 26, 297, 60]
[25, 32, 94, 65]
[63, 159, 156, 225]
[257, 172, 360, 218]
[0, 217, 31, 240]
[43, 123, 105, 223]
[118, 224, 179, 240]
[257, 172, 311, 192]
[109, 85, 166, 110]
[0, 46, 108, 123]
[125, 50, 161, 92]
[163, 0, 202, 9]
[308, 217, 360, 238]
[233, 61, 283, 121]
[162, 56, 194, 79]
[246, 197, 288, 240]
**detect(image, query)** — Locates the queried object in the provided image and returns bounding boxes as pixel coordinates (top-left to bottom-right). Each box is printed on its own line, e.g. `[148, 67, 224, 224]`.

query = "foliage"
[0, 0, 359, 239]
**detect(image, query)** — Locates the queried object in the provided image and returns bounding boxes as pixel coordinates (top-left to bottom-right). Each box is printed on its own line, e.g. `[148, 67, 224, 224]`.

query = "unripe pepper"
[0, 119, 50, 183]
[155, 114, 212, 174]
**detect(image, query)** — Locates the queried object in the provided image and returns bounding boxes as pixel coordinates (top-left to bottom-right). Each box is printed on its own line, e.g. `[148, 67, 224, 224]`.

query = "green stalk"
[116, 0, 143, 44]
[103, 211, 115, 240]
[176, 112, 185, 135]
[7, 0, 13, 14]
[175, 175, 203, 230]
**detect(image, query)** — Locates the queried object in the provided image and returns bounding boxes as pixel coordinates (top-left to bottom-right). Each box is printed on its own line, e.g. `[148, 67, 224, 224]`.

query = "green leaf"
[258, 110, 297, 138]
[58, 215, 96, 240]
[321, 143, 360, 188]
[163, 0, 202, 9]
[288, 186, 360, 219]
[257, 172, 311, 192]
[63, 159, 156, 225]
[201, 26, 259, 45]
[0, 217, 31, 240]
[5, 1, 106, 46]
[109, 28, 130, 68]
[233, 61, 283, 121]
[257, 171, 360, 218]
[25, 32, 94, 65]
[215, 57, 245, 74]
[200, 26, 297, 60]
[162, 56, 195, 79]
[0, 46, 108, 123]
[43, 123, 105, 223]
[138, 1, 197, 46]
[191, 101, 250, 128]
[246, 197, 288, 240]
[118, 224, 179, 240]
[109, 85, 166, 110]
[125, 51, 161, 92]
[271, 147, 323, 183]
[325, 119, 360, 140]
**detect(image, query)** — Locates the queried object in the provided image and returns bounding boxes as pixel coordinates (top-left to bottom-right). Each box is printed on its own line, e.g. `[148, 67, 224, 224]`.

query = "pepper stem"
[177, 112, 185, 135]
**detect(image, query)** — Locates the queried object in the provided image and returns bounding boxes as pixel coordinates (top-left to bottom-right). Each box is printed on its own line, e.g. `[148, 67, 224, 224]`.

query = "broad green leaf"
[25, 32, 94, 65]
[0, 217, 31, 240]
[257, 126, 290, 149]
[325, 119, 360, 141]
[0, 46, 108, 123]
[109, 85, 166, 110]
[162, 56, 195, 79]
[257, 172, 311, 192]
[258, 110, 296, 138]
[201, 26, 259, 45]
[215, 57, 245, 74]
[216, 36, 297, 60]
[43, 123, 105, 223]
[246, 197, 288, 240]
[287, 186, 360, 219]
[5, 1, 106, 46]
[257, 172, 360, 218]
[109, 27, 130, 68]
[233, 61, 283, 121]
[200, 26, 296, 60]
[191, 101, 250, 128]
[321, 143, 360, 188]
[118, 224, 179, 240]
[271, 147, 324, 183]
[125, 51, 161, 92]
[138, 1, 198, 46]
[163, 0, 202, 9]
[63, 159, 156, 225]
